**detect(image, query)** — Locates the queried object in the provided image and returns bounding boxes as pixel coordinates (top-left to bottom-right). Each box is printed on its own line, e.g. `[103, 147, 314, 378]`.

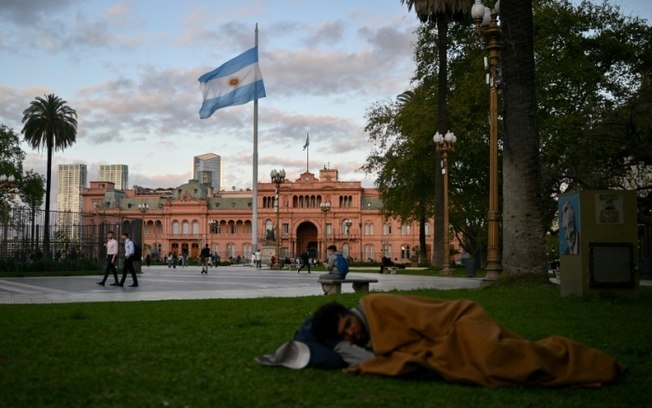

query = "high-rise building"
[99, 164, 128, 190]
[56, 164, 87, 240]
[193, 153, 222, 191]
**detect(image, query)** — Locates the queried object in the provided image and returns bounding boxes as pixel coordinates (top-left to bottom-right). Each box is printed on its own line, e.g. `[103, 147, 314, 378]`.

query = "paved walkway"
[0, 265, 483, 304]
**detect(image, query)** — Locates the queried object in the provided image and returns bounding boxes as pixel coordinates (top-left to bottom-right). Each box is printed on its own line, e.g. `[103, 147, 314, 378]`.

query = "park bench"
[319, 277, 378, 295]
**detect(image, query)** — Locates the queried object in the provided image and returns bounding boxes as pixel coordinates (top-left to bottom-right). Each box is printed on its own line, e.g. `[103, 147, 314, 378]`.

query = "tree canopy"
[364, 0, 652, 267]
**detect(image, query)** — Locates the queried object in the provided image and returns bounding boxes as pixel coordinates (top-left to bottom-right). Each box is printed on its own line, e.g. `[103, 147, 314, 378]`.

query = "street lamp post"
[472, 0, 503, 280]
[433, 131, 457, 276]
[344, 218, 352, 258]
[137, 202, 149, 269]
[0, 175, 16, 260]
[208, 219, 217, 259]
[270, 169, 286, 270]
[320, 201, 331, 260]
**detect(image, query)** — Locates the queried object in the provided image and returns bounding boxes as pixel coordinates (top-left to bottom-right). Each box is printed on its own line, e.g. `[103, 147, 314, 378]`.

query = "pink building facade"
[82, 167, 453, 264]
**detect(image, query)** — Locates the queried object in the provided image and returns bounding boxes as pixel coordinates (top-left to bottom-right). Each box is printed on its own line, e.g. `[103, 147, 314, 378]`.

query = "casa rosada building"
[81, 167, 455, 264]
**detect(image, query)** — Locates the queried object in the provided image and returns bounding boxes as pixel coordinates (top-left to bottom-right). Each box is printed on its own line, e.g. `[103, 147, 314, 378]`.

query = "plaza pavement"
[0, 265, 484, 305]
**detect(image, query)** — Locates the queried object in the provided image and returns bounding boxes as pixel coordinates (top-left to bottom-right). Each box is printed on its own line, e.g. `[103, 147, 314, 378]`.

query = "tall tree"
[0, 125, 24, 182]
[0, 125, 25, 204]
[363, 85, 437, 264]
[498, 1, 546, 276]
[400, 0, 474, 270]
[535, 0, 652, 204]
[21, 94, 78, 259]
[20, 170, 45, 251]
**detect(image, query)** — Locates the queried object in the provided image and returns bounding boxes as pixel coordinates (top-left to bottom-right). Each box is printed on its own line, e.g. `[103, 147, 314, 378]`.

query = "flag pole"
[306, 132, 309, 173]
[252, 24, 259, 253]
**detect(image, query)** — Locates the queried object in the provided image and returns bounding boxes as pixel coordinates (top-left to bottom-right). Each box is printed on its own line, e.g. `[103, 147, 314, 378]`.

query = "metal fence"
[1, 206, 141, 266]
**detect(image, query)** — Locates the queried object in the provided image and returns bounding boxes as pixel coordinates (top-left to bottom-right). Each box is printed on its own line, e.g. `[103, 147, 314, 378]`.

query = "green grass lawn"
[1, 283, 650, 407]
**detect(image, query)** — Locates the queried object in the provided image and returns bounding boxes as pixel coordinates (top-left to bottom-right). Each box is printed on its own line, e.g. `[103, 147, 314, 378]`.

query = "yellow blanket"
[346, 294, 624, 387]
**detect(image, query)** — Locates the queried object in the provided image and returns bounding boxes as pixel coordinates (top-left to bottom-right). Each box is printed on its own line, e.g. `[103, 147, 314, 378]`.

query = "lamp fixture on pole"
[320, 201, 331, 260]
[433, 131, 457, 276]
[472, 0, 503, 280]
[137, 202, 149, 265]
[270, 169, 286, 269]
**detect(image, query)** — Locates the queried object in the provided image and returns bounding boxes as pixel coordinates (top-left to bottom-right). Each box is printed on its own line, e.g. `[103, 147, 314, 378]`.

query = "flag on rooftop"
[198, 47, 266, 119]
[303, 133, 309, 150]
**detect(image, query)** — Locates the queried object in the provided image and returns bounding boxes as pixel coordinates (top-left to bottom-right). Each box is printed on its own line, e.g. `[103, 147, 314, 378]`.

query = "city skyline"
[0, 1, 649, 207]
[98, 164, 129, 191]
[56, 163, 87, 238]
[193, 153, 222, 192]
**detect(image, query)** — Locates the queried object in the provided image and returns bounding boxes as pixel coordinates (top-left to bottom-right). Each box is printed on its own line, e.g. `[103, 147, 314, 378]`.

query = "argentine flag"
[198, 47, 266, 119]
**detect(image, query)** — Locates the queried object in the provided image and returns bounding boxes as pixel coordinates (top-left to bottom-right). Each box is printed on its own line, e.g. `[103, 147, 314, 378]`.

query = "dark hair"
[327, 245, 337, 251]
[311, 302, 349, 347]
[122, 232, 129, 238]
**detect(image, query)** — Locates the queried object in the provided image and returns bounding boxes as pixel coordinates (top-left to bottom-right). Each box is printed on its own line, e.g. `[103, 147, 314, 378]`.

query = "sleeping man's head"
[311, 302, 367, 347]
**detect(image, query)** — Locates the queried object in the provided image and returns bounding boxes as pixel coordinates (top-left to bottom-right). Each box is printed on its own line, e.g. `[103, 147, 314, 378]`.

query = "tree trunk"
[30, 200, 36, 251]
[433, 17, 448, 268]
[418, 210, 426, 264]
[500, 0, 546, 275]
[44, 144, 52, 259]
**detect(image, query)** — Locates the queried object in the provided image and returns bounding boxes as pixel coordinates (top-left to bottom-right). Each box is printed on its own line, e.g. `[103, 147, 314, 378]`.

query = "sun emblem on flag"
[228, 77, 240, 87]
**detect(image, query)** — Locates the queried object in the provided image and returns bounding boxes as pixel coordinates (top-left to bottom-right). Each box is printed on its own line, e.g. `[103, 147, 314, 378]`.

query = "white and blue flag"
[198, 47, 266, 119]
[303, 133, 309, 150]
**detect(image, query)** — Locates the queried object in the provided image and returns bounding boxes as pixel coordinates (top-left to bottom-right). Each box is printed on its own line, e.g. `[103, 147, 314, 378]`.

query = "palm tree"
[21, 94, 78, 259]
[499, 0, 546, 275]
[400, 0, 473, 270]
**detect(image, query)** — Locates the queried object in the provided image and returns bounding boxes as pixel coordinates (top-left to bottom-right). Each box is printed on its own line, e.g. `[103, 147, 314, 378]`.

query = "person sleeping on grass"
[292, 293, 625, 388]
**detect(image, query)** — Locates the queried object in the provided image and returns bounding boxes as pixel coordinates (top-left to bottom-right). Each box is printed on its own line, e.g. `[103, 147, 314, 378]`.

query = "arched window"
[424, 222, 431, 236]
[341, 243, 350, 258]
[172, 220, 180, 235]
[364, 244, 375, 262]
[243, 243, 253, 259]
[212, 244, 220, 256]
[401, 245, 411, 259]
[227, 243, 235, 259]
[384, 244, 392, 258]
[192, 220, 199, 235]
[401, 224, 411, 235]
[265, 219, 273, 235]
[182, 220, 190, 235]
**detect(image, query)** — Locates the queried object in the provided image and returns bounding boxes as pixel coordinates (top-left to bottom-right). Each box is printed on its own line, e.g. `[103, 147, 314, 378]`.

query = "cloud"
[0, 0, 142, 55]
[0, 0, 74, 24]
[303, 21, 346, 46]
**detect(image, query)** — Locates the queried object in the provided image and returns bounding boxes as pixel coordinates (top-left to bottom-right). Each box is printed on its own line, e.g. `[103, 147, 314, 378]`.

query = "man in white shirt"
[118, 232, 138, 287]
[97, 231, 119, 286]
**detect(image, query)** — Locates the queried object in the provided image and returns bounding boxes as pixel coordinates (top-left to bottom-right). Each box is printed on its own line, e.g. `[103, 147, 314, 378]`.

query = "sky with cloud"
[0, 0, 649, 209]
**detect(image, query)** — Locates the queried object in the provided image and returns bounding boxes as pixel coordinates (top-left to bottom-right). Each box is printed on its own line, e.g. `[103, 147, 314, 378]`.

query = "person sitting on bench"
[379, 256, 395, 274]
[320, 245, 346, 280]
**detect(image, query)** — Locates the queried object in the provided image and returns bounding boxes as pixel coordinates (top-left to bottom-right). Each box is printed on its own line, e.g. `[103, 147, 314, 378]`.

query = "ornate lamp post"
[134, 202, 149, 268]
[344, 219, 352, 234]
[270, 169, 286, 269]
[0, 174, 16, 259]
[472, 0, 503, 280]
[433, 131, 457, 276]
[208, 218, 217, 257]
[320, 201, 331, 260]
